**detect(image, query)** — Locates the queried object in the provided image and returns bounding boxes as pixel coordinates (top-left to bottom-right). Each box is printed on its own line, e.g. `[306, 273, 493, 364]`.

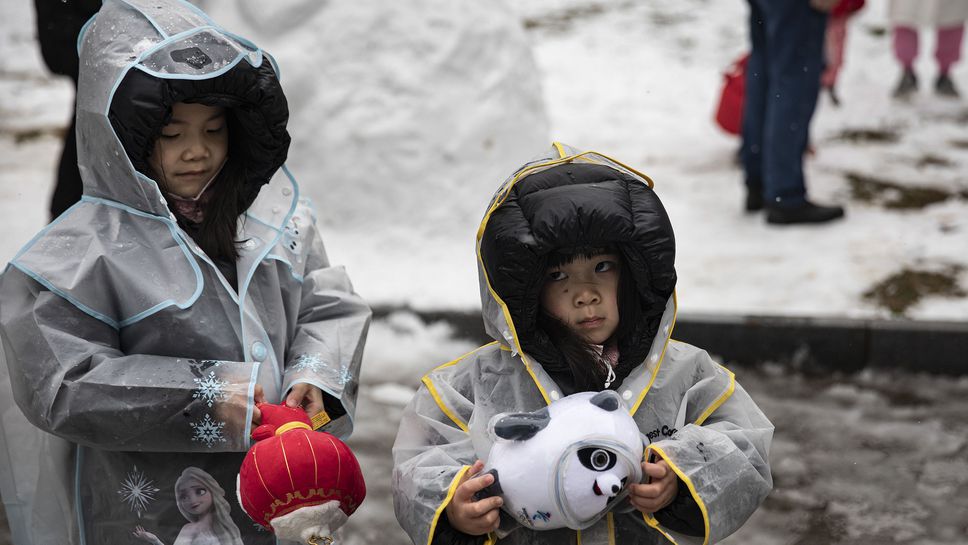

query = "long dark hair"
[537, 247, 642, 393]
[181, 158, 246, 262]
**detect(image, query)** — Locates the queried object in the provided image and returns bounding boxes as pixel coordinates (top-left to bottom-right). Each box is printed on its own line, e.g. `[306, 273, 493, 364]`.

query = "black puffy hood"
[109, 60, 290, 210]
[75, 0, 289, 216]
[478, 144, 676, 387]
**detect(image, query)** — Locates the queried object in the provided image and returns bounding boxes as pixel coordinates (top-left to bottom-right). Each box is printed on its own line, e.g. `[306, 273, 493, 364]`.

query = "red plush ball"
[237, 403, 365, 541]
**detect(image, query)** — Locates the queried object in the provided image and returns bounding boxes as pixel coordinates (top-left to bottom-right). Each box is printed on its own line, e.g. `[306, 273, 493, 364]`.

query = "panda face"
[558, 443, 632, 522]
[579, 447, 617, 472]
[482, 390, 644, 530]
[578, 447, 628, 497]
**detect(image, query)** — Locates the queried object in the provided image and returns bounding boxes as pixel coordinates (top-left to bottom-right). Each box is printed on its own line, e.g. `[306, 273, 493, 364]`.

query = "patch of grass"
[916, 154, 955, 169]
[846, 172, 953, 210]
[649, 10, 693, 27]
[835, 127, 900, 144]
[863, 266, 966, 315]
[8, 127, 67, 144]
[949, 139, 968, 149]
[522, 3, 607, 32]
[864, 24, 887, 37]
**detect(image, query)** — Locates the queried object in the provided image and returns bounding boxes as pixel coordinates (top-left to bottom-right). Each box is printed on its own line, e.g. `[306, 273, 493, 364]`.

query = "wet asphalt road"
[2, 348, 965, 544]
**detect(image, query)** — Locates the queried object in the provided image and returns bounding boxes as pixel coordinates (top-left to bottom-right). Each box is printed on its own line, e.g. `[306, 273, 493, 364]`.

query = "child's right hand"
[251, 384, 266, 430]
[445, 460, 503, 536]
[132, 526, 162, 545]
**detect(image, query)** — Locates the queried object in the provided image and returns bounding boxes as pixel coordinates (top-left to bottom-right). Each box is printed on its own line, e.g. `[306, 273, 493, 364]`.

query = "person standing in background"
[889, 0, 968, 99]
[33, 0, 101, 220]
[821, 0, 866, 106]
[741, 0, 845, 224]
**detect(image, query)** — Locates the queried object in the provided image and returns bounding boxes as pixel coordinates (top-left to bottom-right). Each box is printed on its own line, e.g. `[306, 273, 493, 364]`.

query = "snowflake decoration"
[337, 366, 353, 386]
[292, 353, 328, 374]
[193, 371, 229, 407]
[190, 414, 227, 448]
[188, 359, 224, 374]
[118, 465, 160, 518]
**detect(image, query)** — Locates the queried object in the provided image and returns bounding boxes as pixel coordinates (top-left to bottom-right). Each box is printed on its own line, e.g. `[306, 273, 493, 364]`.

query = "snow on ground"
[513, 0, 968, 321]
[2, 1, 968, 544]
[2, 1, 967, 318]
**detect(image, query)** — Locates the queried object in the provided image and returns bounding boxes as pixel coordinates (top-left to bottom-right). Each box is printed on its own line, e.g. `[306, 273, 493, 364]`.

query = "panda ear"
[590, 391, 620, 412]
[493, 409, 550, 441]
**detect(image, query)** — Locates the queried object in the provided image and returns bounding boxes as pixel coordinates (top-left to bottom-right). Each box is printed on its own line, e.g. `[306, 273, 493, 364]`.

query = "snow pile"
[197, 0, 549, 307]
[361, 311, 477, 388]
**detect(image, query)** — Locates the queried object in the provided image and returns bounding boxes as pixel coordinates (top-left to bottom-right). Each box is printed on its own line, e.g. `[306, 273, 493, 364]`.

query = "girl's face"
[177, 479, 213, 516]
[148, 102, 228, 198]
[540, 253, 621, 345]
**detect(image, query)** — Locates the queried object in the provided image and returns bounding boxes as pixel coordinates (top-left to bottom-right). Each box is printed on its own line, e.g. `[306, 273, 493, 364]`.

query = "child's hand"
[251, 384, 266, 429]
[628, 457, 678, 514]
[445, 460, 503, 536]
[132, 525, 162, 545]
[286, 383, 325, 418]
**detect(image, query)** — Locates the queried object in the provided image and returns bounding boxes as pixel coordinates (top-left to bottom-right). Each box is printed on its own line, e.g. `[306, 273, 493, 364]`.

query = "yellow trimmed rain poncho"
[392, 144, 773, 545]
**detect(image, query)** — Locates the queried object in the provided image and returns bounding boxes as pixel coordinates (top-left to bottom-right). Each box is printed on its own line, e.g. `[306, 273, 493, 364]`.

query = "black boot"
[935, 73, 960, 98]
[766, 200, 845, 225]
[893, 68, 918, 99]
[745, 179, 764, 212]
[824, 85, 841, 107]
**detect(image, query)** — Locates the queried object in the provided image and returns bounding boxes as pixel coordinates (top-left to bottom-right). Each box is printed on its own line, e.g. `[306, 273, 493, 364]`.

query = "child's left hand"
[286, 383, 325, 418]
[628, 457, 678, 514]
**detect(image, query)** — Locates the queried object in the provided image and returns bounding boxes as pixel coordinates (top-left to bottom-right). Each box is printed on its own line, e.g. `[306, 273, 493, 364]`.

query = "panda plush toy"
[477, 390, 644, 531]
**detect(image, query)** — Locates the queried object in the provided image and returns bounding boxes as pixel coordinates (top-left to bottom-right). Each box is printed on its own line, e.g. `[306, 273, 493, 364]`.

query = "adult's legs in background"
[742, 0, 842, 224]
[892, 26, 919, 98]
[935, 24, 964, 97]
[893, 26, 919, 69]
[758, 0, 825, 206]
[822, 13, 849, 103]
[740, 0, 768, 212]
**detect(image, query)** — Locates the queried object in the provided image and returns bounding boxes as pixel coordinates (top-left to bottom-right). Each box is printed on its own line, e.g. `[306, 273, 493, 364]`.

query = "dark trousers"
[741, 0, 827, 207]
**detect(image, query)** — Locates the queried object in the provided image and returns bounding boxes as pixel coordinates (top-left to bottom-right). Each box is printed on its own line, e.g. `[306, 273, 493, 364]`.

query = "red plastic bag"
[714, 53, 748, 136]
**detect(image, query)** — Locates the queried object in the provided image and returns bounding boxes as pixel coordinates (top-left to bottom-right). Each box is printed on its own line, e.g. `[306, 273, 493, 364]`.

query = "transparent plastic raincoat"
[392, 144, 773, 545]
[0, 1, 369, 543]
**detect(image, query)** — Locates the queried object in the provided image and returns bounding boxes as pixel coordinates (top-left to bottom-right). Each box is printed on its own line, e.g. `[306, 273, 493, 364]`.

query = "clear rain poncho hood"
[0, 1, 370, 543]
[393, 144, 773, 545]
[85, 0, 290, 215]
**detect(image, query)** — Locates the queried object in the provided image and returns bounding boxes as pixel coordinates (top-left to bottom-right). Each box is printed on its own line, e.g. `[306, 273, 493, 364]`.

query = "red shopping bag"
[714, 53, 748, 135]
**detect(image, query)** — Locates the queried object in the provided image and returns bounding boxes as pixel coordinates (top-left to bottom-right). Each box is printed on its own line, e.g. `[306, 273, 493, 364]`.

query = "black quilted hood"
[479, 161, 677, 382]
[108, 50, 290, 210]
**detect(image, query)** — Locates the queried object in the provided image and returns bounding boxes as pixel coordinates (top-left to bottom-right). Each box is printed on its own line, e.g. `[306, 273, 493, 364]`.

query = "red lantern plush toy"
[237, 403, 366, 544]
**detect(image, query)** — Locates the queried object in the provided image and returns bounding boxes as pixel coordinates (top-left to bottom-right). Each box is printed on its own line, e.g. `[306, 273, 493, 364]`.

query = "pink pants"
[822, 14, 849, 87]
[893, 24, 965, 74]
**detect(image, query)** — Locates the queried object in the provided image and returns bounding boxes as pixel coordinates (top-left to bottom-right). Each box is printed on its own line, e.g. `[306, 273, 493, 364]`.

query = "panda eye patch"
[578, 447, 617, 471]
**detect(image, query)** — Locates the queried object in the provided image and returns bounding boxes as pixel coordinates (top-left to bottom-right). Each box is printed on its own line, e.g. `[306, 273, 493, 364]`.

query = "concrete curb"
[372, 308, 968, 375]
[672, 313, 967, 375]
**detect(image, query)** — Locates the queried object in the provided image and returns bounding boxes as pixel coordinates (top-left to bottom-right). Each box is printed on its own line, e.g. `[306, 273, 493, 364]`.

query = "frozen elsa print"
[133, 467, 243, 545]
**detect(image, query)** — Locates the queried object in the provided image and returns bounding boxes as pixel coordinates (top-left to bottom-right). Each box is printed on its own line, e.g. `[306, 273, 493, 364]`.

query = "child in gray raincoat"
[392, 143, 773, 545]
[0, 1, 369, 543]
